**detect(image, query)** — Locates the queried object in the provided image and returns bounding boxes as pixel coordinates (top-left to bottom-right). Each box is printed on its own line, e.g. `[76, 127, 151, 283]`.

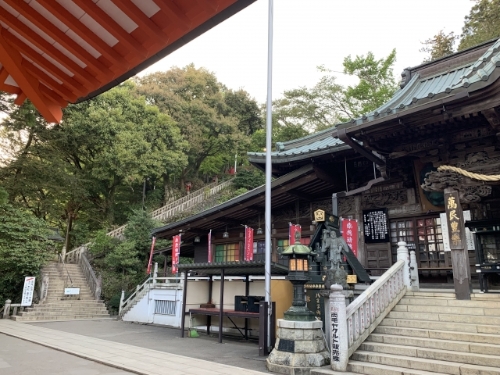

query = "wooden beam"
[111, 0, 169, 48]
[14, 92, 27, 106]
[0, 18, 98, 90]
[38, 0, 129, 68]
[0, 67, 9, 85]
[21, 59, 77, 102]
[483, 108, 500, 130]
[73, 0, 148, 58]
[2, 30, 86, 97]
[0, 82, 21, 94]
[154, 0, 191, 31]
[0, 32, 62, 122]
[4, 0, 112, 80]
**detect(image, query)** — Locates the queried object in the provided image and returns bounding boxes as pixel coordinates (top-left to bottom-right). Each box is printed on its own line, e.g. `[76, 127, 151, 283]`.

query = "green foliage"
[420, 30, 457, 62]
[0, 187, 54, 303]
[233, 168, 266, 190]
[272, 50, 398, 132]
[134, 65, 260, 185]
[459, 0, 500, 51]
[342, 49, 398, 119]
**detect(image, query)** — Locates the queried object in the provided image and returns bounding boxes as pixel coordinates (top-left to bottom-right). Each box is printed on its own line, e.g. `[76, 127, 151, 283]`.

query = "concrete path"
[0, 319, 270, 375]
[0, 334, 134, 375]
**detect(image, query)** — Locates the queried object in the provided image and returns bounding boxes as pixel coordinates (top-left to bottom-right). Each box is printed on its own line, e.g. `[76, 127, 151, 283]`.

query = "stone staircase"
[12, 262, 110, 322]
[314, 290, 500, 375]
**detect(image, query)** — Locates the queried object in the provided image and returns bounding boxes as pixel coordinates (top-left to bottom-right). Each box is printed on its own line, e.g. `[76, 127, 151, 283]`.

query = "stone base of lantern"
[266, 319, 329, 375]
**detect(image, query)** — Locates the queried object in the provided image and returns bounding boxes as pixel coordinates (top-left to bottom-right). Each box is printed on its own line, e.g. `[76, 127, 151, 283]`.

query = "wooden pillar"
[218, 268, 225, 343]
[180, 271, 188, 337]
[444, 188, 471, 300]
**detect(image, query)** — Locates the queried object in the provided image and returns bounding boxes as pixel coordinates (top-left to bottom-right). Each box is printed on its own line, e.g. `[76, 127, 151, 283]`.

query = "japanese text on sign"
[363, 209, 389, 243]
[331, 307, 340, 362]
[444, 191, 464, 250]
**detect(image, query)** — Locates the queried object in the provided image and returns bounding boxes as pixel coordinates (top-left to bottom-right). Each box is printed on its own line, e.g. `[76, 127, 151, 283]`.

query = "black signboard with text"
[363, 208, 389, 243]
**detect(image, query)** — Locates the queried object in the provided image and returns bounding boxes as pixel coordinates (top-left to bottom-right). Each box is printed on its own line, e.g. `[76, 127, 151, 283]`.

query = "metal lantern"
[280, 244, 316, 321]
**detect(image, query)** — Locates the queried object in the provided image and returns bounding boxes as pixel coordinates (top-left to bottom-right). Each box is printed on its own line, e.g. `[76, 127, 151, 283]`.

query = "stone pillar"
[153, 262, 158, 287]
[409, 250, 420, 291]
[397, 241, 411, 289]
[266, 319, 329, 375]
[119, 291, 125, 315]
[329, 284, 348, 372]
[3, 300, 11, 319]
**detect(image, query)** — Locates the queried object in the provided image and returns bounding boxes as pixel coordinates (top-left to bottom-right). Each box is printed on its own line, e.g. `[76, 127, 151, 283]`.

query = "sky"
[140, 0, 476, 105]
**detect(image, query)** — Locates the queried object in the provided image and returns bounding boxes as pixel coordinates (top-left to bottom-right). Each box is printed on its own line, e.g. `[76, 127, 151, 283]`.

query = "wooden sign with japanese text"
[444, 190, 464, 249]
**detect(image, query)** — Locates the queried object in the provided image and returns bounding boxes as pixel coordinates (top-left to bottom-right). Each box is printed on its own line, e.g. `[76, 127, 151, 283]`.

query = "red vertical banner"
[289, 223, 301, 245]
[172, 234, 181, 274]
[244, 226, 254, 261]
[342, 219, 358, 258]
[147, 236, 156, 274]
[208, 229, 212, 263]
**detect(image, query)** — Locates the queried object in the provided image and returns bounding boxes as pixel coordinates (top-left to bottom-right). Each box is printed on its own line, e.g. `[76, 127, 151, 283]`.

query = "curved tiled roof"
[248, 38, 500, 164]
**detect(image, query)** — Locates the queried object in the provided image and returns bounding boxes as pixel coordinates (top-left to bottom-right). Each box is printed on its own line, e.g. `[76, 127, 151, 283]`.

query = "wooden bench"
[188, 302, 275, 356]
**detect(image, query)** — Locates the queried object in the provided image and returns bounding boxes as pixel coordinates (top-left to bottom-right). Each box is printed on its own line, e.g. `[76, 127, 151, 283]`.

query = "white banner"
[21, 277, 36, 306]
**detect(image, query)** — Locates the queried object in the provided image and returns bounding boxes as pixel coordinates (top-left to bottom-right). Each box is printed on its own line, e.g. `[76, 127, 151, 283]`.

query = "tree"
[0, 187, 54, 304]
[134, 65, 257, 187]
[458, 0, 500, 51]
[420, 30, 457, 62]
[272, 50, 398, 133]
[342, 49, 398, 119]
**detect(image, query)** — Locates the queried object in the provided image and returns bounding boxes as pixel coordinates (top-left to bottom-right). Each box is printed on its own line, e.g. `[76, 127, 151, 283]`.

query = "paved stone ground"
[29, 319, 270, 373]
[0, 334, 134, 375]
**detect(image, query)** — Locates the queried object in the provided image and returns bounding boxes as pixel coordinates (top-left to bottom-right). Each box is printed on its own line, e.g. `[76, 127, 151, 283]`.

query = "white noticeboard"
[21, 277, 36, 306]
[440, 210, 475, 252]
[64, 287, 80, 295]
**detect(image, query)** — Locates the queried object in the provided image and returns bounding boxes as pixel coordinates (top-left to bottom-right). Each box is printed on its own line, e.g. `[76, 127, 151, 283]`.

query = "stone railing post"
[409, 250, 420, 291]
[40, 273, 49, 303]
[153, 262, 158, 288]
[397, 241, 411, 289]
[95, 274, 102, 300]
[119, 290, 125, 316]
[330, 284, 348, 371]
[3, 300, 11, 319]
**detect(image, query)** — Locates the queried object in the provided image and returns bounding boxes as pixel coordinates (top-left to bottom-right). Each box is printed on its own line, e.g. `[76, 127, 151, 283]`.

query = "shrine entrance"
[390, 215, 451, 277]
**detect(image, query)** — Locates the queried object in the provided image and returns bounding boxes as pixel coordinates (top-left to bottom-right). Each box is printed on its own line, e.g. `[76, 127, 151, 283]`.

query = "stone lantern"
[281, 244, 315, 321]
[267, 243, 329, 374]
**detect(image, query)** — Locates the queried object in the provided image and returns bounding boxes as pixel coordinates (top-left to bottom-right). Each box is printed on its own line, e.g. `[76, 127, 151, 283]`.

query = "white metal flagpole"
[265, 0, 274, 350]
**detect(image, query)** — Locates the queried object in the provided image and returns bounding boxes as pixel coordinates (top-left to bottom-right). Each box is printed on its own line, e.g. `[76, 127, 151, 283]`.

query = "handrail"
[107, 179, 234, 238]
[66, 179, 234, 262]
[79, 252, 101, 300]
[119, 275, 152, 317]
[119, 272, 184, 317]
[346, 260, 406, 357]
[58, 253, 73, 286]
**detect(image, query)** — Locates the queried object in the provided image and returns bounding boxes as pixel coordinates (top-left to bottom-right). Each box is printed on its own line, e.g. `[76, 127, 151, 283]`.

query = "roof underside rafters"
[0, 0, 254, 123]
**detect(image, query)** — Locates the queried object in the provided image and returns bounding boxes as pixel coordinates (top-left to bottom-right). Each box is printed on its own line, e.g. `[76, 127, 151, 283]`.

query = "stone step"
[399, 297, 500, 309]
[374, 325, 500, 346]
[387, 311, 500, 326]
[11, 314, 111, 322]
[351, 350, 500, 375]
[392, 304, 495, 316]
[368, 333, 500, 356]
[344, 360, 496, 375]
[359, 341, 500, 368]
[379, 318, 500, 335]
[18, 310, 108, 317]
